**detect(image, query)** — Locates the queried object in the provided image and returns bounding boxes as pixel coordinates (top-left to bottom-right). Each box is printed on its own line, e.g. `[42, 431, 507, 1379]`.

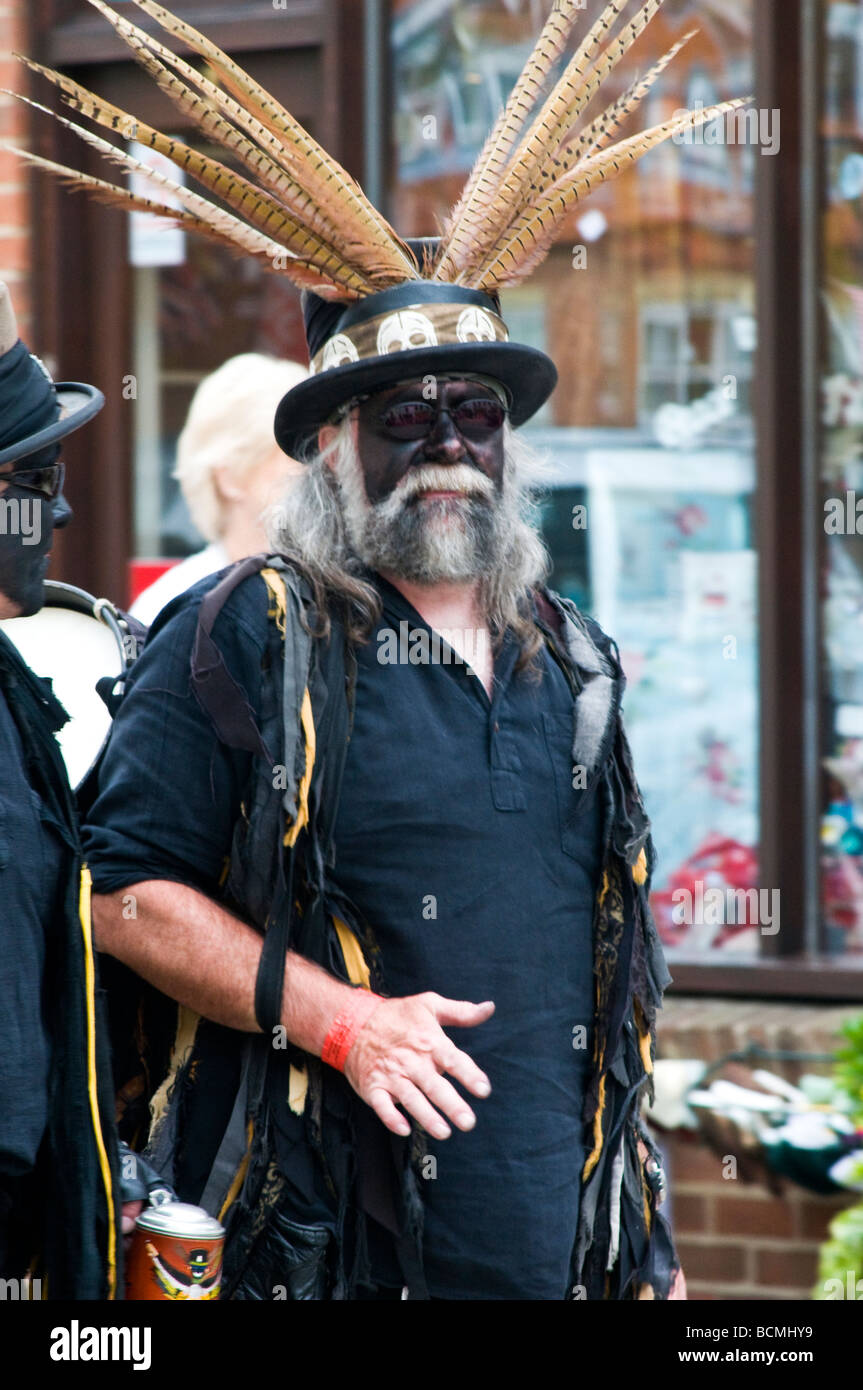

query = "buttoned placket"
[377, 577, 530, 814]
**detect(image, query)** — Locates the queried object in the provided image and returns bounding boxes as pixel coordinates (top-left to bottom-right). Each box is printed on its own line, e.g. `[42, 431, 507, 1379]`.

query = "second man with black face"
[0, 281, 121, 1299]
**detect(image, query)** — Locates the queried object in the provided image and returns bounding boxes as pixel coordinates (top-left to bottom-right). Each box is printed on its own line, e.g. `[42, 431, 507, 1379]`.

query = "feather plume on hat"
[4, 0, 750, 302]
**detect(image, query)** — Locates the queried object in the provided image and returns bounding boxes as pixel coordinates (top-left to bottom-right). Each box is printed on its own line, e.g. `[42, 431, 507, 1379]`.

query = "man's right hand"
[343, 991, 494, 1140]
[92, 884, 494, 1140]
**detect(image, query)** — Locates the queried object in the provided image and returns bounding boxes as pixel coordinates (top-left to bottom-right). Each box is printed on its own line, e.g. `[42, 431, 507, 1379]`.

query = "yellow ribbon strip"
[78, 865, 117, 1299]
[333, 915, 372, 989]
[261, 566, 288, 638]
[260, 568, 316, 850]
[218, 1120, 254, 1225]
[284, 687, 316, 849]
[632, 847, 648, 885]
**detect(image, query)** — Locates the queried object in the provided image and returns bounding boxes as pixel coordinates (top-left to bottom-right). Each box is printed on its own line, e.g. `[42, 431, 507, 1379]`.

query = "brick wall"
[655, 997, 862, 1300]
[0, 1, 31, 335]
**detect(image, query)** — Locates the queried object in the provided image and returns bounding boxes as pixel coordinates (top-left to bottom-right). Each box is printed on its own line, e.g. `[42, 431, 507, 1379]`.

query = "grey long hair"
[265, 415, 552, 665]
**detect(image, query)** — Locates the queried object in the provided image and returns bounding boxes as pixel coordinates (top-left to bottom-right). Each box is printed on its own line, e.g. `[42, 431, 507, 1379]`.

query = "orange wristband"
[321, 991, 383, 1071]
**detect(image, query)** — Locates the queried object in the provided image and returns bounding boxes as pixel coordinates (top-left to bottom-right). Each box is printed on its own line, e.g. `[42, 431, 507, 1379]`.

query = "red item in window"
[128, 558, 180, 607]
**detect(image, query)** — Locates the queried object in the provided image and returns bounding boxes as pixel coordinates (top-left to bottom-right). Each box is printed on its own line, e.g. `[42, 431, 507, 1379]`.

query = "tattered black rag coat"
[0, 630, 121, 1299]
[134, 555, 678, 1301]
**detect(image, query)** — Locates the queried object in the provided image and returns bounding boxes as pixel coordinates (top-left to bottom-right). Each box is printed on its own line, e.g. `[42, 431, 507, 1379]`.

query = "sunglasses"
[373, 396, 508, 441]
[0, 460, 65, 500]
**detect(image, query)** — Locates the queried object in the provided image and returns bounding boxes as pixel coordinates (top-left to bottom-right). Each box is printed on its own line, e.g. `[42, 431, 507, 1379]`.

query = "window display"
[821, 0, 863, 955]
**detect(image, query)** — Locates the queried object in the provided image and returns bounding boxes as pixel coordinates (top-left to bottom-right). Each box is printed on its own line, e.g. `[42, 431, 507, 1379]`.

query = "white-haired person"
[131, 353, 307, 624]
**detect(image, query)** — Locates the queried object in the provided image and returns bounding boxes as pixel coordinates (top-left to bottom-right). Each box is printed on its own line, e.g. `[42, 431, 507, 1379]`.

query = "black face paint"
[344, 378, 512, 585]
[354, 378, 506, 506]
[0, 444, 71, 617]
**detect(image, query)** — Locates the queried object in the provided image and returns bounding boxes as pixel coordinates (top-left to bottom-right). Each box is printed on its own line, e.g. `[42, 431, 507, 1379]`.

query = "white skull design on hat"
[376, 311, 439, 356]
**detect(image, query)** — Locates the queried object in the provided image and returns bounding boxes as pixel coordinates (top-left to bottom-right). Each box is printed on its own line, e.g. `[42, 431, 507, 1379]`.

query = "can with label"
[126, 1202, 226, 1301]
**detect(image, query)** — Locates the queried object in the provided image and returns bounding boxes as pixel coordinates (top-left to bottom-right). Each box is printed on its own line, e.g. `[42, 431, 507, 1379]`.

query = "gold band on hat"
[310, 300, 510, 377]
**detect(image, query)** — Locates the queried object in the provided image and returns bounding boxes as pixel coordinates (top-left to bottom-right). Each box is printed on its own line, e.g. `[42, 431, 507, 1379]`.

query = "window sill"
[665, 953, 863, 1001]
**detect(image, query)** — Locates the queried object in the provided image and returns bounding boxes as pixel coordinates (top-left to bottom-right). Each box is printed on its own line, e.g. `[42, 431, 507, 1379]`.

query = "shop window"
[821, 0, 863, 956]
[638, 303, 754, 430]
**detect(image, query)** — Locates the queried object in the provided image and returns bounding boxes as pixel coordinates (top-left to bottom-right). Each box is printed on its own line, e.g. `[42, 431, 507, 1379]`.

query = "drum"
[0, 579, 130, 790]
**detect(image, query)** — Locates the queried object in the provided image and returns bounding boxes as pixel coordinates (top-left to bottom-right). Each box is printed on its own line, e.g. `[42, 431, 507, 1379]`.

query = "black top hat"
[0, 282, 104, 468]
[274, 239, 557, 458]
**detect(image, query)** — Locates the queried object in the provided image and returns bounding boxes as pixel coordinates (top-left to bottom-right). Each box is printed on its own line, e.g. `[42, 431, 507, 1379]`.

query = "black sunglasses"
[374, 396, 508, 441]
[0, 460, 65, 500]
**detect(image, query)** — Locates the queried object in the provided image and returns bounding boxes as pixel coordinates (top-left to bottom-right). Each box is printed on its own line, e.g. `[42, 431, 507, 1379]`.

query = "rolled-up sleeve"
[82, 573, 269, 897]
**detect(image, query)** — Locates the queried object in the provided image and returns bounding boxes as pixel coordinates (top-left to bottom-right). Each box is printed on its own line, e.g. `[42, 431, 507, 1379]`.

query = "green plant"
[834, 1015, 863, 1127]
[814, 1202, 863, 1299]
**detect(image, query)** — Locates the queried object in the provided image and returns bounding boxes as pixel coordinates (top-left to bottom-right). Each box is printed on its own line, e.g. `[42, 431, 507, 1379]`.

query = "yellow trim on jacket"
[78, 865, 118, 1299]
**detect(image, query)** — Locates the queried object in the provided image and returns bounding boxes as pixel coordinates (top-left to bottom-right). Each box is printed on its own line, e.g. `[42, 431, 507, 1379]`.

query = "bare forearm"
[92, 880, 495, 1139]
[91, 881, 357, 1051]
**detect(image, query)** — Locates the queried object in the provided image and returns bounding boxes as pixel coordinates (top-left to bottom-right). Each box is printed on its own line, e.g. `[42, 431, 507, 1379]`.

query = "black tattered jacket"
[0, 631, 121, 1299]
[142, 555, 678, 1300]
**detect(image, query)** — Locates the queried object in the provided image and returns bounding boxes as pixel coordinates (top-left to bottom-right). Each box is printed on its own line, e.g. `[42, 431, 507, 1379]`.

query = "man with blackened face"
[0, 442, 72, 618]
[0, 282, 120, 1299]
[86, 256, 680, 1301]
[338, 378, 506, 585]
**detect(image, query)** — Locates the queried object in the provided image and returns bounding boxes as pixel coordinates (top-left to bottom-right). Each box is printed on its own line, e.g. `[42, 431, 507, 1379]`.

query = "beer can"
[126, 1202, 225, 1301]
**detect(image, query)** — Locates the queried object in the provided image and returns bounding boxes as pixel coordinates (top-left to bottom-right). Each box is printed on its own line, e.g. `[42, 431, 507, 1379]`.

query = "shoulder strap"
[189, 555, 353, 1033]
[264, 557, 316, 839]
[185, 553, 310, 1033]
[190, 554, 274, 761]
[245, 557, 334, 1035]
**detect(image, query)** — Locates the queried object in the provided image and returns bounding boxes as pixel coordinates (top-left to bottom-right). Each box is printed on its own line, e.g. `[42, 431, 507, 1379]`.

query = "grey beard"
[264, 418, 552, 662]
[357, 493, 502, 582]
[334, 455, 509, 583]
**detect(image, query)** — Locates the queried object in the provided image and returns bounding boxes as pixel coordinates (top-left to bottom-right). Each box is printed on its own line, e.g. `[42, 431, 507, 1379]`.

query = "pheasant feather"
[85, 0, 416, 286]
[445, 0, 666, 285]
[521, 0, 667, 181]
[9, 0, 749, 316]
[13, 59, 373, 296]
[128, 0, 414, 271]
[112, 45, 353, 258]
[114, 34, 405, 286]
[531, 30, 697, 201]
[434, 0, 604, 281]
[471, 98, 751, 291]
[8, 91, 372, 303]
[6, 146, 351, 296]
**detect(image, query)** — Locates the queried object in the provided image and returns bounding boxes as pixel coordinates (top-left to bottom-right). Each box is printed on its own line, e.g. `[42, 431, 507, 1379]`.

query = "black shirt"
[333, 578, 601, 1298]
[83, 570, 602, 1298]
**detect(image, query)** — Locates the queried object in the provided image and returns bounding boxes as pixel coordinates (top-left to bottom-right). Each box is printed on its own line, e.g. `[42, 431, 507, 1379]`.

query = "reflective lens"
[379, 398, 506, 440]
[0, 461, 65, 499]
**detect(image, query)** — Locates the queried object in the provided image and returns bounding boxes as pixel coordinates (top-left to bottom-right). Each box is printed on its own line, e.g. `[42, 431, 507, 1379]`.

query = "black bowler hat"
[273, 238, 558, 458]
[0, 282, 104, 468]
